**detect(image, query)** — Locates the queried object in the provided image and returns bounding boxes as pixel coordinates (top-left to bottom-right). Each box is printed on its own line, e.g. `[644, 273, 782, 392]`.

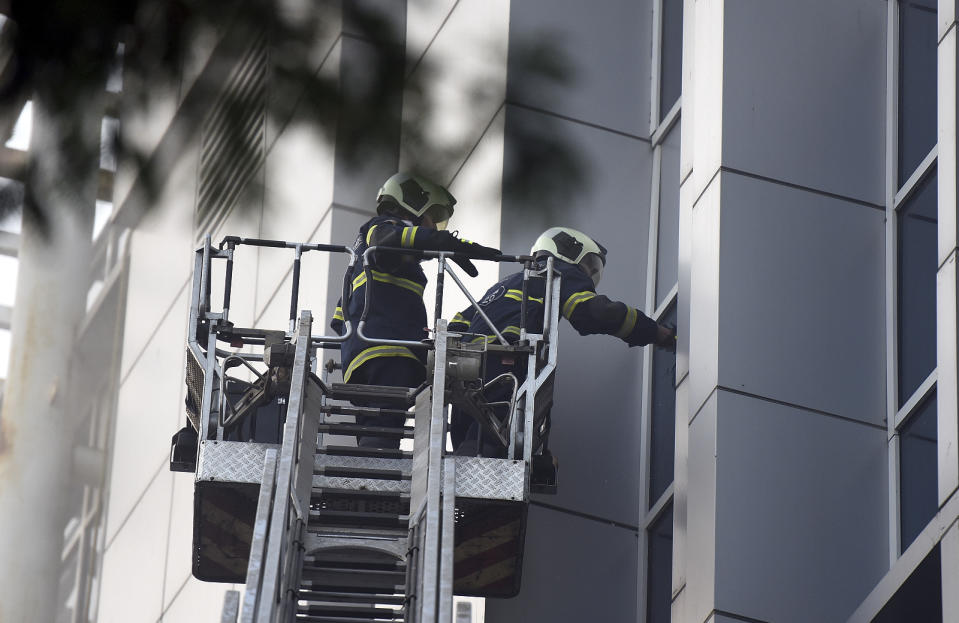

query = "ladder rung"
[304, 559, 406, 572]
[311, 488, 409, 503]
[294, 615, 403, 623]
[315, 455, 412, 474]
[321, 405, 411, 418]
[305, 525, 409, 539]
[297, 603, 401, 617]
[327, 383, 415, 406]
[309, 510, 409, 529]
[295, 590, 406, 605]
[300, 572, 406, 593]
[317, 423, 414, 439]
[317, 445, 411, 460]
[313, 475, 411, 495]
[316, 466, 409, 481]
[312, 493, 411, 518]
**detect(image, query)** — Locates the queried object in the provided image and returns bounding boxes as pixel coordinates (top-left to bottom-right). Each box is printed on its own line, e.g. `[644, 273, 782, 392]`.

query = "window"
[649, 303, 677, 506]
[899, 391, 938, 550]
[897, 0, 937, 186]
[896, 168, 937, 407]
[643, 3, 682, 618]
[887, 0, 939, 565]
[646, 503, 674, 623]
[658, 0, 683, 121]
[872, 545, 942, 622]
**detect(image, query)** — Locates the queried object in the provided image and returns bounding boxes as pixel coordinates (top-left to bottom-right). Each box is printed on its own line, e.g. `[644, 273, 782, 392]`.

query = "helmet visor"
[579, 253, 605, 288]
[424, 204, 454, 230]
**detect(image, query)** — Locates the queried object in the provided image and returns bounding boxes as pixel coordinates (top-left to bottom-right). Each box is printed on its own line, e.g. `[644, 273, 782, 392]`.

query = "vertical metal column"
[416, 320, 450, 623]
[256, 312, 313, 622]
[438, 459, 456, 623]
[241, 449, 279, 623]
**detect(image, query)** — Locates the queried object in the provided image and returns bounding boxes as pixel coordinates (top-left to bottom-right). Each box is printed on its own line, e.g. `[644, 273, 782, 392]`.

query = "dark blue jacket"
[448, 260, 658, 347]
[331, 214, 485, 381]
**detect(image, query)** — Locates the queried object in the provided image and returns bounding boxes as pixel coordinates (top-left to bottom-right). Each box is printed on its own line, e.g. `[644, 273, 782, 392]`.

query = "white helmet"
[530, 227, 607, 287]
[376, 173, 456, 230]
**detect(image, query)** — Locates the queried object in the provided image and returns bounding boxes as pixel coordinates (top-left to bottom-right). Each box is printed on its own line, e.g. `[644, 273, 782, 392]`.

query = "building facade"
[1, 0, 956, 621]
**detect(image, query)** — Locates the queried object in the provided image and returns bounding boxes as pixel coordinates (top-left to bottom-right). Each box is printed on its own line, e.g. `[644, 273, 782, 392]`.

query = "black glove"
[445, 237, 501, 277]
[452, 256, 480, 277]
[457, 240, 500, 259]
[655, 324, 677, 352]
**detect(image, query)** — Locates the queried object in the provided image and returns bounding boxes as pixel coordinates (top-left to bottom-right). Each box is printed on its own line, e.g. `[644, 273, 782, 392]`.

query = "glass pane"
[646, 503, 674, 623]
[659, 0, 683, 122]
[649, 303, 677, 506]
[656, 122, 680, 307]
[897, 169, 937, 407]
[872, 545, 941, 622]
[899, 391, 938, 551]
[898, 1, 937, 186]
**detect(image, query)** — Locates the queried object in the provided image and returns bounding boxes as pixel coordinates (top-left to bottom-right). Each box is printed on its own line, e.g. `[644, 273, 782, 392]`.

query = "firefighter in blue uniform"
[331, 173, 499, 448]
[448, 226, 676, 457]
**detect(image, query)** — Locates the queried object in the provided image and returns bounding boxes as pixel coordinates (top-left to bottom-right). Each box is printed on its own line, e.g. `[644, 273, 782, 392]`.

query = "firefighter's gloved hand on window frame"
[655, 324, 677, 353]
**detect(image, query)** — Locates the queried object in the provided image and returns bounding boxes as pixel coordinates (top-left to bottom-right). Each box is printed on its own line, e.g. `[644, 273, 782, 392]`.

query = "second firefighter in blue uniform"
[448, 227, 676, 457]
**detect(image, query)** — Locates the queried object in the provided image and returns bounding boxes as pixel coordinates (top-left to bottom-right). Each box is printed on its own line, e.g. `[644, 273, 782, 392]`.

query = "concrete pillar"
[937, 1, 959, 617]
[0, 88, 99, 620]
[680, 1, 889, 621]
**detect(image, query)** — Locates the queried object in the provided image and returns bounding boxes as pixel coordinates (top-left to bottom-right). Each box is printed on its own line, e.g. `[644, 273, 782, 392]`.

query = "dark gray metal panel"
[484, 504, 638, 623]
[721, 0, 886, 206]
[501, 105, 652, 526]
[505, 0, 654, 138]
[717, 172, 885, 425]
[534, 333, 644, 523]
[712, 389, 888, 623]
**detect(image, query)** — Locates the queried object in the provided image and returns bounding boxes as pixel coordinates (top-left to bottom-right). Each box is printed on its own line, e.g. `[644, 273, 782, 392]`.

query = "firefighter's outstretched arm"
[566, 293, 675, 351]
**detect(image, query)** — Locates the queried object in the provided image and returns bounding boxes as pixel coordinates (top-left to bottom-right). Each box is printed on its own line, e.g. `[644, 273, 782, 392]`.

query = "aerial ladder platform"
[170, 235, 563, 623]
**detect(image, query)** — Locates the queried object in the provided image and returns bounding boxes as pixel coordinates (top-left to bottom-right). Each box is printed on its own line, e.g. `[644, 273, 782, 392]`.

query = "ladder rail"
[415, 319, 450, 623]
[255, 312, 314, 623]
[240, 449, 278, 623]
[438, 459, 456, 623]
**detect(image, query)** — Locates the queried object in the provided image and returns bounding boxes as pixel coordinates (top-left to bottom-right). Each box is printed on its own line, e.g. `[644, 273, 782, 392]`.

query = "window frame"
[639, 0, 683, 619]
[886, 0, 939, 563]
